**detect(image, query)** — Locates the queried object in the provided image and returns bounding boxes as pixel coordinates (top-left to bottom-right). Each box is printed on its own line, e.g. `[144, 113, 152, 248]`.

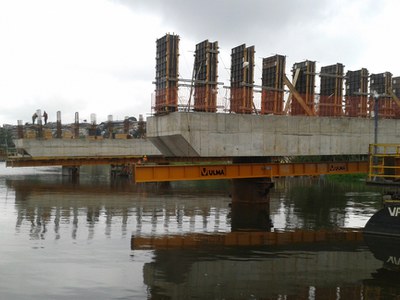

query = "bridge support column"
[62, 166, 80, 178]
[230, 178, 274, 231]
[231, 178, 273, 204]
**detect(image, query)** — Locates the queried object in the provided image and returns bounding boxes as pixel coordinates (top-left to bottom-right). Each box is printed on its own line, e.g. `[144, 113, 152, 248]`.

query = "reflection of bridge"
[140, 239, 384, 299]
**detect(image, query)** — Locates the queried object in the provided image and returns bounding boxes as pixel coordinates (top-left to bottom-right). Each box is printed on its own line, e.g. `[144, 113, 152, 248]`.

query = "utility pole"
[373, 90, 379, 150]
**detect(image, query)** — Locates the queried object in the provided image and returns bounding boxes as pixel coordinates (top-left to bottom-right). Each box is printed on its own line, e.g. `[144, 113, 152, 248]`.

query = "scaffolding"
[368, 144, 400, 183]
[230, 44, 255, 114]
[318, 63, 344, 116]
[261, 55, 285, 115]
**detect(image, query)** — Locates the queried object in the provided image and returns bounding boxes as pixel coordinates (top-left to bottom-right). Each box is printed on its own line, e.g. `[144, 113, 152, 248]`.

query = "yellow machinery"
[368, 143, 400, 183]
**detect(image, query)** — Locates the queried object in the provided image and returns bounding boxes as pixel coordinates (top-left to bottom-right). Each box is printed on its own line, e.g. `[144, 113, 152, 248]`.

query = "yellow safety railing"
[368, 144, 400, 182]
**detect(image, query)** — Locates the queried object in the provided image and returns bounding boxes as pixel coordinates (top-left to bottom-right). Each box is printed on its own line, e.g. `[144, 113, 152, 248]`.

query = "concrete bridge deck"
[147, 112, 400, 157]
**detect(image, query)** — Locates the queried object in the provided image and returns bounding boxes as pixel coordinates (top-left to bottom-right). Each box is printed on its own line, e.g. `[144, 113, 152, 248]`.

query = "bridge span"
[147, 112, 400, 157]
[6, 112, 400, 186]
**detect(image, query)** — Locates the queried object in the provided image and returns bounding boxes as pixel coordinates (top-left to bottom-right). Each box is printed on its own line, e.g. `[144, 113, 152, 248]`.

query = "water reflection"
[141, 242, 380, 299]
[3, 169, 396, 299]
[6, 176, 233, 241]
[6, 175, 385, 240]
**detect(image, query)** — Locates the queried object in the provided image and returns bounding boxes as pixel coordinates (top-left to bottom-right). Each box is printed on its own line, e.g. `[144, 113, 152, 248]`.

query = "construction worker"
[43, 111, 48, 125]
[32, 112, 38, 124]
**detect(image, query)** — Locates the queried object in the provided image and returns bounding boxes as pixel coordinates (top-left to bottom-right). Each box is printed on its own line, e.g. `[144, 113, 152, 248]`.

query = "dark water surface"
[1, 163, 400, 299]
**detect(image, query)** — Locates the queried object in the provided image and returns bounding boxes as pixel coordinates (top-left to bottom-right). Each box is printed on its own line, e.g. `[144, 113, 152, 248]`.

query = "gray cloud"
[117, 0, 383, 69]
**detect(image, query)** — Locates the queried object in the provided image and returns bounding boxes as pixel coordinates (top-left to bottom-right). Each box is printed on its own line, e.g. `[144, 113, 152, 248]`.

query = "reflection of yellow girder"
[131, 229, 363, 250]
[134, 161, 368, 183]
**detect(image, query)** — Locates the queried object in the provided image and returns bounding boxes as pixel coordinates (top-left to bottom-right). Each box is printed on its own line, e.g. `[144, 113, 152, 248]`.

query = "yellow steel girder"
[134, 161, 368, 183]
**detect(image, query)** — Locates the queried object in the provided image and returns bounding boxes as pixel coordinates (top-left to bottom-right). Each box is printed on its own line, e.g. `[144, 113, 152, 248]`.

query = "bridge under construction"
[6, 33, 400, 190]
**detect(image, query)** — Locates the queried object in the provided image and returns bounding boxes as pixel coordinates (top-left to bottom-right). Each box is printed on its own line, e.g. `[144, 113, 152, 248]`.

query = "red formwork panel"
[230, 87, 253, 114]
[370, 96, 395, 119]
[318, 95, 343, 116]
[290, 93, 315, 115]
[193, 86, 217, 112]
[261, 90, 284, 114]
[154, 87, 178, 114]
[344, 95, 368, 117]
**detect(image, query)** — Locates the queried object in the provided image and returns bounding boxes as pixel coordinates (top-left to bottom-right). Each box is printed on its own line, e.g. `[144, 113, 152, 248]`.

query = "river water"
[1, 162, 400, 299]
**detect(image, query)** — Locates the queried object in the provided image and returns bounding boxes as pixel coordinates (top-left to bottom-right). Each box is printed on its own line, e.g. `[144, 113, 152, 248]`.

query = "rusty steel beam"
[6, 156, 145, 167]
[6, 156, 232, 168]
[131, 229, 363, 250]
[134, 161, 368, 183]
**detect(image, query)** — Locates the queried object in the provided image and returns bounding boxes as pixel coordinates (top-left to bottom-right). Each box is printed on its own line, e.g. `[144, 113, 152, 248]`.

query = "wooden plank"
[283, 74, 315, 116]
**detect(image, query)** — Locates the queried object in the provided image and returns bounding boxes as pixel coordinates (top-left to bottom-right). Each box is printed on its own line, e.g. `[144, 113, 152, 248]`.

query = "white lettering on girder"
[387, 256, 400, 265]
[388, 206, 400, 217]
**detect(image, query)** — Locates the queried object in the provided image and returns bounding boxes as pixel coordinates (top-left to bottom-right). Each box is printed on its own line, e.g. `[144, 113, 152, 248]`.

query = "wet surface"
[1, 163, 399, 299]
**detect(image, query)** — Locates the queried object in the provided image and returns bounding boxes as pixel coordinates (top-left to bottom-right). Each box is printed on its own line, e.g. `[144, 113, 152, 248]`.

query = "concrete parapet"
[13, 138, 162, 158]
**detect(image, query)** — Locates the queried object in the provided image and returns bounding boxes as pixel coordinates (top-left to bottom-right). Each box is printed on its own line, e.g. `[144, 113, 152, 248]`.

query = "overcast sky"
[1, 0, 399, 125]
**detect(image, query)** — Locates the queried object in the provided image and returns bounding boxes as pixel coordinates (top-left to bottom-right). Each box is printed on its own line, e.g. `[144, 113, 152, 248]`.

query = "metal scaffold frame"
[368, 143, 400, 182]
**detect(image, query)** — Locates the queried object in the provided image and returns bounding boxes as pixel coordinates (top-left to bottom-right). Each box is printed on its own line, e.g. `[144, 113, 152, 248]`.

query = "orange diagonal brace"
[283, 68, 300, 114]
[283, 75, 315, 116]
[388, 89, 400, 109]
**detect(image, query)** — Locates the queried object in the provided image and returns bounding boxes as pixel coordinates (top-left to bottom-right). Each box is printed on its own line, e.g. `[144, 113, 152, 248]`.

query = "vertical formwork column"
[194, 40, 219, 112]
[230, 44, 255, 114]
[261, 55, 285, 114]
[345, 69, 369, 117]
[370, 72, 393, 118]
[154, 34, 179, 114]
[393, 76, 400, 118]
[319, 63, 344, 116]
[290, 61, 315, 115]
